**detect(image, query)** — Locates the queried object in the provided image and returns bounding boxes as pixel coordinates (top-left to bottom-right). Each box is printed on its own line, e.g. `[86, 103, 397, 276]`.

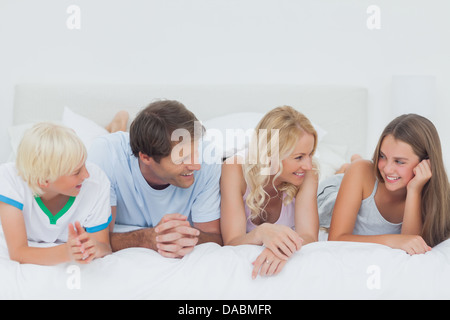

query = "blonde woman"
[0, 122, 112, 265]
[220, 106, 319, 279]
[324, 114, 450, 254]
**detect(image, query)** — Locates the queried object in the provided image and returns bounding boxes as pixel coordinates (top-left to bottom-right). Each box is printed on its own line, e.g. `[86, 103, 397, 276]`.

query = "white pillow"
[202, 112, 328, 159]
[202, 112, 263, 159]
[7, 122, 35, 161]
[315, 142, 348, 182]
[62, 106, 109, 151]
[7, 108, 108, 161]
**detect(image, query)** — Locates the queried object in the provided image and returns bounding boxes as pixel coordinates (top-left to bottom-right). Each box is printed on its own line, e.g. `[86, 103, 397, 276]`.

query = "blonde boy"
[0, 122, 112, 265]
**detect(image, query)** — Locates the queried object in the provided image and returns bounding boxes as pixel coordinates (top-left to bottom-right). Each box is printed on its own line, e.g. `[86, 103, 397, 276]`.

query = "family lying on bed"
[1, 100, 449, 279]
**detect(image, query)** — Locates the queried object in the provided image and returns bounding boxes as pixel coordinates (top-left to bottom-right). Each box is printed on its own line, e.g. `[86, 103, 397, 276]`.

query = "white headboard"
[13, 84, 368, 158]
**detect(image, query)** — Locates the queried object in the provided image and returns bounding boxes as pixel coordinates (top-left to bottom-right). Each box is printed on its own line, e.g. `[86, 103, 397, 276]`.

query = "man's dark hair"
[129, 100, 203, 163]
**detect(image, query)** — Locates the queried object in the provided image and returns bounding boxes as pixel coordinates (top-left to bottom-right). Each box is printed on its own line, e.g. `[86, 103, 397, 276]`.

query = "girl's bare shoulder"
[345, 159, 377, 197]
[347, 159, 374, 174]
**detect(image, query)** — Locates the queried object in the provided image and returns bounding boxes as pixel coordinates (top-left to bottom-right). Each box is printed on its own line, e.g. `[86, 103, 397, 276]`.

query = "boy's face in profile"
[41, 162, 90, 197]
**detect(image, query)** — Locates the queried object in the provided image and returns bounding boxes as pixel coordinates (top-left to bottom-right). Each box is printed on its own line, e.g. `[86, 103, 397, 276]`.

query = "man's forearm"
[198, 230, 223, 246]
[110, 228, 156, 252]
[193, 218, 222, 246]
[110, 223, 223, 254]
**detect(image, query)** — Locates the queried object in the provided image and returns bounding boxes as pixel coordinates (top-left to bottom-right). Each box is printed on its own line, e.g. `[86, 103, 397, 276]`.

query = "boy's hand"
[67, 221, 96, 264]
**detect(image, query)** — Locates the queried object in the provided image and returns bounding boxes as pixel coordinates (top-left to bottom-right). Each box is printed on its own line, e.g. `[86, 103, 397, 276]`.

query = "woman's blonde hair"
[242, 106, 318, 221]
[16, 122, 87, 196]
[372, 114, 450, 247]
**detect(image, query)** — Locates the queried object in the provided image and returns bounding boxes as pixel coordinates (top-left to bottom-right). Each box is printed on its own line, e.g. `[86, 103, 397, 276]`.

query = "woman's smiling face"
[276, 132, 315, 187]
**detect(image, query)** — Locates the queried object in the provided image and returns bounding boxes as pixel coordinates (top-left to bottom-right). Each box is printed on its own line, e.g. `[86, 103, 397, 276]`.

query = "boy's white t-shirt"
[0, 162, 112, 243]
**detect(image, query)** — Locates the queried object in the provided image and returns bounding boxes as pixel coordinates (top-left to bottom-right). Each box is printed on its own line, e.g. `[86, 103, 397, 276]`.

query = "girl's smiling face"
[377, 134, 420, 191]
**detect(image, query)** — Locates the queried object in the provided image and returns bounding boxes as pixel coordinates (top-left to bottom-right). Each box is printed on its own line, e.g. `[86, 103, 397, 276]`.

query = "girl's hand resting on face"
[407, 159, 432, 193]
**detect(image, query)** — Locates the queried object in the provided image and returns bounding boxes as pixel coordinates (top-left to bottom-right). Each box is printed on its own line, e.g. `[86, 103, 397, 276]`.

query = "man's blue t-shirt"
[88, 132, 221, 228]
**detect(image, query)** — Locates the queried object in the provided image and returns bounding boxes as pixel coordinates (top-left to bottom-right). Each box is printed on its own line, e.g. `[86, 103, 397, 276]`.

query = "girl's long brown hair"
[372, 114, 450, 247]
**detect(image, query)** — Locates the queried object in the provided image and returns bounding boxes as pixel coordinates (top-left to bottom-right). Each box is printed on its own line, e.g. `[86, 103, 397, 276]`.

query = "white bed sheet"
[1, 226, 449, 300]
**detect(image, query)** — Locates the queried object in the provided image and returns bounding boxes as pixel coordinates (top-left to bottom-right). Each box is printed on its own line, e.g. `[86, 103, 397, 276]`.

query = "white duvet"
[1, 226, 449, 300]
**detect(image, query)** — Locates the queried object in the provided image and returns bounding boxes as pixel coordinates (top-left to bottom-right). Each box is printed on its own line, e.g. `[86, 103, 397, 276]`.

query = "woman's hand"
[257, 223, 303, 260]
[251, 247, 287, 279]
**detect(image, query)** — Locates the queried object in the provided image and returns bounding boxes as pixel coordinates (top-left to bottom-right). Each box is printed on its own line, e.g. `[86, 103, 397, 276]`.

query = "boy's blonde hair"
[16, 122, 87, 196]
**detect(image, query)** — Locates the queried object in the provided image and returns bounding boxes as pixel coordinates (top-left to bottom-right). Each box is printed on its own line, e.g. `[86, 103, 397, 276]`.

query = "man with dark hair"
[88, 100, 222, 258]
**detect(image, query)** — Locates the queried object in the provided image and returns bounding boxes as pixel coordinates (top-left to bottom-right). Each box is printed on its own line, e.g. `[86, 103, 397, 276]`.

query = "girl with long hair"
[321, 114, 450, 254]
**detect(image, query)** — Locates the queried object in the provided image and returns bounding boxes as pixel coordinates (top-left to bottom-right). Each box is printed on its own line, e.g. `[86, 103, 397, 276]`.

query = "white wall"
[1, 0, 449, 167]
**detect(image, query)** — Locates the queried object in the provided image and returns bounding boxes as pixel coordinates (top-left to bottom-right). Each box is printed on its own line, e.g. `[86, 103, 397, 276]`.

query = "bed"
[2, 84, 450, 300]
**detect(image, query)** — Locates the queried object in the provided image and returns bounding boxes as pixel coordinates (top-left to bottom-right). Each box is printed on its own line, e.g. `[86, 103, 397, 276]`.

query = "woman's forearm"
[223, 226, 264, 246]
